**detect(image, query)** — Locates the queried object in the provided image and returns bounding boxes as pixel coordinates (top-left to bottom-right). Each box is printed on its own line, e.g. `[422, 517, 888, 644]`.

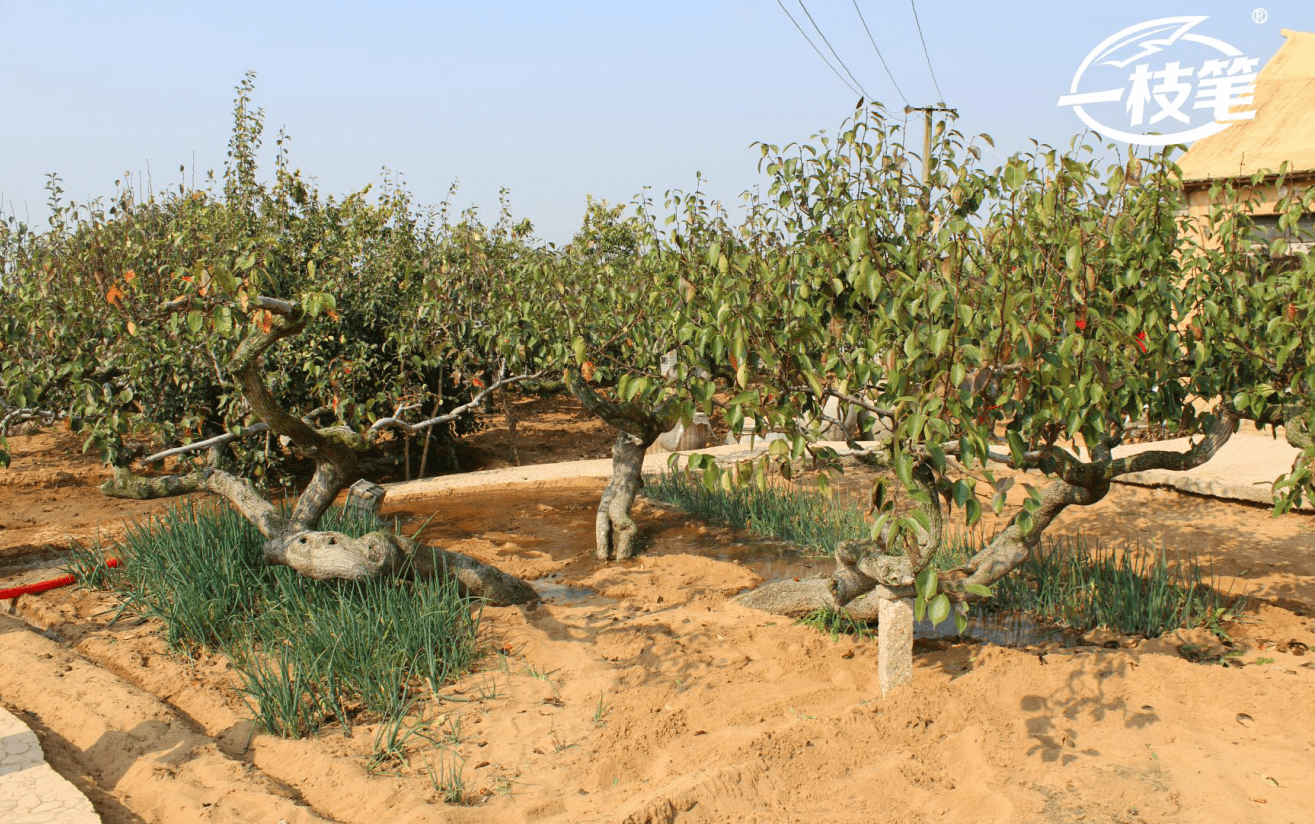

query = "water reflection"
[530, 580, 598, 604]
[916, 612, 1081, 648]
[699, 541, 834, 581]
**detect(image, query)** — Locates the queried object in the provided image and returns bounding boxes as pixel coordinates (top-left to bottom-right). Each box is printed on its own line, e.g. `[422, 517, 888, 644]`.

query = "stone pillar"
[876, 586, 914, 696]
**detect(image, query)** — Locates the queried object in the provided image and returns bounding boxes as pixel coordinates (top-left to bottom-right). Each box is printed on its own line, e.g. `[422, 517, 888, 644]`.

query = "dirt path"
[2, 398, 1314, 823]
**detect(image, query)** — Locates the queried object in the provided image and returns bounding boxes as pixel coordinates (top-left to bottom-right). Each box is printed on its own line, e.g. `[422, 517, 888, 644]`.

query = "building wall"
[1181, 173, 1315, 253]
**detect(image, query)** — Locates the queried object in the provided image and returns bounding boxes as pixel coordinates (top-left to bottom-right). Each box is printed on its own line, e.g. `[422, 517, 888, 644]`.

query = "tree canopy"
[3, 82, 1312, 623]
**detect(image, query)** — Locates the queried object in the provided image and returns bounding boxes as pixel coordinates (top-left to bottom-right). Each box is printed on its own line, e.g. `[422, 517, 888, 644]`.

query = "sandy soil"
[451, 392, 616, 471]
[1, 394, 1314, 824]
[0, 431, 181, 563]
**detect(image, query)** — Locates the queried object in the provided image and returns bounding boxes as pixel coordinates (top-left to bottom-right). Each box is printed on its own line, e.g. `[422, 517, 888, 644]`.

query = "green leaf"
[1006, 430, 1026, 463]
[895, 453, 914, 488]
[953, 611, 969, 634]
[623, 376, 647, 402]
[1065, 245, 1081, 272]
[951, 479, 971, 507]
[914, 595, 927, 622]
[965, 497, 981, 526]
[572, 336, 586, 366]
[1016, 510, 1034, 535]
[931, 328, 950, 357]
[965, 583, 993, 598]
[915, 568, 938, 601]
[928, 594, 951, 625]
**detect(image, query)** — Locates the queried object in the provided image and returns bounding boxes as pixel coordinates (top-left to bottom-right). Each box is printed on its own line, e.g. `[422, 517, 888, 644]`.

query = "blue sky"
[1, 1, 1311, 243]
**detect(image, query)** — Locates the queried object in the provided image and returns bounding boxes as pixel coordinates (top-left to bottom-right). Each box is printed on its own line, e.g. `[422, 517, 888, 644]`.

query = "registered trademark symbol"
[1253, 8, 1268, 24]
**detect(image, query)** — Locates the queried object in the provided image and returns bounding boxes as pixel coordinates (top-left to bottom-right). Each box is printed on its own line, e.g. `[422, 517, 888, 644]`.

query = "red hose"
[0, 557, 121, 599]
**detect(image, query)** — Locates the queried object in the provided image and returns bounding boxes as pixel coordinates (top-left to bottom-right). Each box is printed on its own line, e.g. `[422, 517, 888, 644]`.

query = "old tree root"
[734, 539, 908, 622]
[101, 466, 536, 606]
[99, 302, 537, 607]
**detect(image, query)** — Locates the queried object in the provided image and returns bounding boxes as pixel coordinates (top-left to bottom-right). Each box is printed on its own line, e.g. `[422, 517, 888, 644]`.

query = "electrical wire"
[909, 0, 945, 103]
[795, 0, 871, 100]
[852, 0, 908, 106]
[774, 0, 864, 98]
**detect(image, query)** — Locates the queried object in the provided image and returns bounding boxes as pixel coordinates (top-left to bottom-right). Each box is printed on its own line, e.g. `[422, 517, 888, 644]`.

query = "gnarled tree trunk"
[101, 302, 538, 606]
[566, 369, 665, 560]
[596, 430, 658, 560]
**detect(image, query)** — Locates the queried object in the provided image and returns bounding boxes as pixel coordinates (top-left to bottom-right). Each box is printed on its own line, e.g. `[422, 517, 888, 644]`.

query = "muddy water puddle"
[530, 580, 599, 604]
[391, 484, 1074, 647]
[916, 613, 1080, 647]
[393, 485, 827, 575]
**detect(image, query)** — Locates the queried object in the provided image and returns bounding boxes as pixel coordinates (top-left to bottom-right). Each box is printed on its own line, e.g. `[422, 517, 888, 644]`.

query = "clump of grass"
[795, 606, 874, 641]
[644, 469, 868, 555]
[650, 470, 1241, 639]
[366, 700, 443, 773]
[989, 535, 1242, 638]
[62, 539, 119, 589]
[227, 640, 326, 739]
[69, 499, 482, 739]
[427, 751, 469, 805]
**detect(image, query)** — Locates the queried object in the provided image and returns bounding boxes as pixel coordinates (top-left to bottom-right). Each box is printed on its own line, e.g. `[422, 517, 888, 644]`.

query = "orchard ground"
[1, 393, 1313, 824]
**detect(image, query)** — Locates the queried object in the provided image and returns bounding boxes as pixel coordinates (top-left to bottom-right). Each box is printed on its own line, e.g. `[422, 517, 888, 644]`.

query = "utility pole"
[904, 105, 957, 206]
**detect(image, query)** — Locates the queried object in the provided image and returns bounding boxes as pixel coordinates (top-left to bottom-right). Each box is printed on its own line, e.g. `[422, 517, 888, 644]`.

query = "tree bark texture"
[565, 369, 669, 560]
[102, 466, 535, 604]
[595, 430, 657, 560]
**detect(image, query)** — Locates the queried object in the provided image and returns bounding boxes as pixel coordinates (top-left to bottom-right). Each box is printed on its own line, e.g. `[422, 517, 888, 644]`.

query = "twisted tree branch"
[369, 368, 544, 438]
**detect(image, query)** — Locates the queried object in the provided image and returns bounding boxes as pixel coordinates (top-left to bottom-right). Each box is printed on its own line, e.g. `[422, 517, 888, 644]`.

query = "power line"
[852, 0, 908, 106]
[909, 0, 945, 104]
[774, 0, 864, 99]
[795, 0, 871, 100]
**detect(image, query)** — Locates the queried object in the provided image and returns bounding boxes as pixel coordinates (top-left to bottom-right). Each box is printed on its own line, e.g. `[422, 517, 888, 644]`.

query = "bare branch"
[141, 370, 544, 467]
[1107, 405, 1239, 477]
[141, 423, 270, 465]
[157, 295, 191, 313]
[1244, 402, 1311, 450]
[252, 296, 298, 316]
[372, 369, 545, 439]
[924, 438, 1077, 475]
[157, 294, 299, 317]
[564, 367, 670, 440]
[789, 386, 898, 419]
[0, 406, 63, 430]
[101, 465, 285, 537]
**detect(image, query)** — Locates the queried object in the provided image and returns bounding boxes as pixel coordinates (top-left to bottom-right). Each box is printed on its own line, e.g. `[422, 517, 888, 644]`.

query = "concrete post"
[876, 586, 914, 696]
